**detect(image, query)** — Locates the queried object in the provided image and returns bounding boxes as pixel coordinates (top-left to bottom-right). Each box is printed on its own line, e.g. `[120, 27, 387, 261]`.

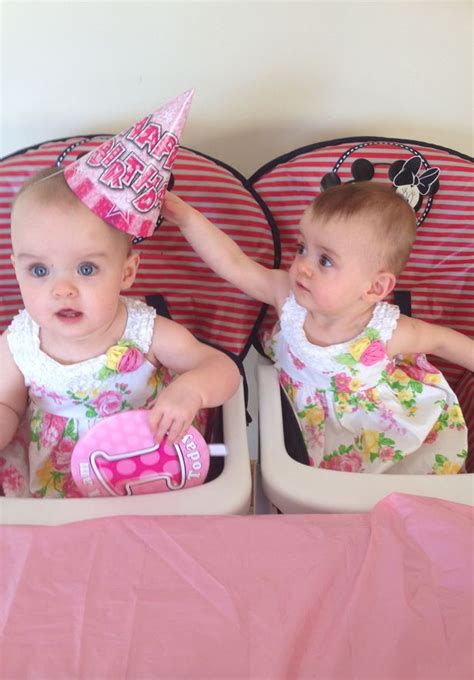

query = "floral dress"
[0, 298, 171, 498]
[264, 294, 467, 474]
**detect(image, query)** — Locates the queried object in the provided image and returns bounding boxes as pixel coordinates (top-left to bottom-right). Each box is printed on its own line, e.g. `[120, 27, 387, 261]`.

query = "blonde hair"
[14, 167, 72, 203]
[13, 167, 133, 253]
[310, 182, 417, 276]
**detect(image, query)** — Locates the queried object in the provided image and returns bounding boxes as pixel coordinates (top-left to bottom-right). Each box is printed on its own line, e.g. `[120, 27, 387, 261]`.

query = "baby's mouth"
[56, 308, 83, 319]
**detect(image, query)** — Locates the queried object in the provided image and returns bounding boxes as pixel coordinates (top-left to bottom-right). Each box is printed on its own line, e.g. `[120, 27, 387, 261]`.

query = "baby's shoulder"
[5, 309, 36, 351]
[123, 296, 156, 319]
[367, 302, 400, 341]
[122, 296, 156, 351]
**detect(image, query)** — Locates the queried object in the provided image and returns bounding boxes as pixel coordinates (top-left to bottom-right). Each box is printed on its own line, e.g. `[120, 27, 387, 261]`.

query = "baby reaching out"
[163, 182, 473, 475]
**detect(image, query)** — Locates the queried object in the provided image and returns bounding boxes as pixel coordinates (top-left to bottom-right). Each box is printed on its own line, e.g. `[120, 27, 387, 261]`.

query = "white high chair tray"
[258, 361, 474, 513]
[0, 381, 252, 524]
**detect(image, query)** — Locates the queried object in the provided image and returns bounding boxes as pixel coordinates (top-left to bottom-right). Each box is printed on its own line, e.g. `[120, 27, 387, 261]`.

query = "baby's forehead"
[300, 208, 375, 237]
[12, 187, 131, 251]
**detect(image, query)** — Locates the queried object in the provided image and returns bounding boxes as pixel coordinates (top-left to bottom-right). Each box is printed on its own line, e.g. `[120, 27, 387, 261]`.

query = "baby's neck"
[303, 303, 376, 348]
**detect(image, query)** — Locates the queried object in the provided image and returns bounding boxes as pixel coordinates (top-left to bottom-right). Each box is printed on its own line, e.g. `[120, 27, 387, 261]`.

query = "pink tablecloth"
[1, 493, 473, 679]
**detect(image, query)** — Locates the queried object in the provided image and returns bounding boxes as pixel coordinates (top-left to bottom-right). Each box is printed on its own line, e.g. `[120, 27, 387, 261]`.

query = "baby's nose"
[52, 278, 78, 298]
[298, 257, 313, 277]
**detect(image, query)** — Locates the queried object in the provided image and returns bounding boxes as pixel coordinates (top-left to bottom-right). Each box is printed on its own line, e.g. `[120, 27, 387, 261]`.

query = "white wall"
[1, 0, 472, 456]
[1, 0, 472, 173]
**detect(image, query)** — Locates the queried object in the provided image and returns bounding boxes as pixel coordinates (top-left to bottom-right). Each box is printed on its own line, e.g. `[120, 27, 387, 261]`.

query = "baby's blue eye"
[30, 264, 49, 278]
[319, 255, 333, 268]
[297, 242, 306, 255]
[78, 262, 97, 276]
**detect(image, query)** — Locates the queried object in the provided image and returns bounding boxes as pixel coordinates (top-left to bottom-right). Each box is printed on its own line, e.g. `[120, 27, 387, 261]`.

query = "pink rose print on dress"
[0, 457, 25, 495]
[321, 451, 363, 472]
[379, 446, 395, 461]
[288, 346, 306, 370]
[398, 353, 440, 382]
[29, 381, 65, 405]
[380, 406, 407, 435]
[51, 437, 76, 471]
[312, 390, 328, 415]
[359, 340, 386, 366]
[398, 364, 425, 382]
[39, 413, 67, 447]
[91, 391, 123, 417]
[118, 348, 144, 373]
[280, 370, 302, 389]
[423, 428, 438, 444]
[334, 373, 352, 392]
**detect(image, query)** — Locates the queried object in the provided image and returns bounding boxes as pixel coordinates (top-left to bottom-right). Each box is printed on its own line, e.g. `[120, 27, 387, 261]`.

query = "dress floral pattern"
[0, 298, 171, 498]
[264, 294, 467, 474]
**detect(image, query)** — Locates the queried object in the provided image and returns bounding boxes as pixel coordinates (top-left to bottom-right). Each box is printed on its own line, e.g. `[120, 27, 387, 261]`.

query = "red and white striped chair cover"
[250, 137, 473, 450]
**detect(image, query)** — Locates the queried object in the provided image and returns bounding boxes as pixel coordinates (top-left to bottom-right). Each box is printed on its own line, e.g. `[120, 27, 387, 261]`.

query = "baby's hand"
[147, 380, 204, 446]
[161, 191, 191, 225]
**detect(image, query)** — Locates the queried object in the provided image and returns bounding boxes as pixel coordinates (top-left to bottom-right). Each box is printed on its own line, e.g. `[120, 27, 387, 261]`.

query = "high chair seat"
[251, 136, 473, 513]
[258, 360, 474, 513]
[0, 381, 251, 523]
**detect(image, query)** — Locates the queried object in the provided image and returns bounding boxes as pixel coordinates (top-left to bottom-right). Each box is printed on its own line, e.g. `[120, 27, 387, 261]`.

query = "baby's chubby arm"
[387, 315, 474, 371]
[162, 192, 290, 310]
[147, 315, 241, 445]
[0, 333, 28, 449]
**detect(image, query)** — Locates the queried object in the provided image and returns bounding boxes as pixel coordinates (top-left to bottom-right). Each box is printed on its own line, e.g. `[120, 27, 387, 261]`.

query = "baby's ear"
[364, 271, 396, 302]
[121, 252, 140, 290]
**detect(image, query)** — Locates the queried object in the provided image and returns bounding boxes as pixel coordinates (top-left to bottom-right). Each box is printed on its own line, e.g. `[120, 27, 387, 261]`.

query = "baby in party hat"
[0, 92, 240, 498]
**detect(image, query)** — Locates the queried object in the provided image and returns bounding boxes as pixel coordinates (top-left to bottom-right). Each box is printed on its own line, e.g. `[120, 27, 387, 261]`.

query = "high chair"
[0, 136, 277, 522]
[250, 136, 474, 513]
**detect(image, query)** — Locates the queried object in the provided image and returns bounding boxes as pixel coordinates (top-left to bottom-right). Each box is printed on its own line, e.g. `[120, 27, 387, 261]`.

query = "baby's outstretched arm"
[162, 191, 290, 310]
[147, 316, 241, 445]
[0, 334, 27, 449]
[388, 316, 474, 371]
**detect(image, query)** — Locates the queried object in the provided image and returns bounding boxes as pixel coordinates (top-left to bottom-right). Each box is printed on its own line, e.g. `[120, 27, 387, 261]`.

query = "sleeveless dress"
[264, 294, 468, 474]
[0, 298, 171, 498]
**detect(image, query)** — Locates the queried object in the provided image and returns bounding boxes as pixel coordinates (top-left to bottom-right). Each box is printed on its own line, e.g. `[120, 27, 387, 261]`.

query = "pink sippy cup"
[70, 409, 226, 497]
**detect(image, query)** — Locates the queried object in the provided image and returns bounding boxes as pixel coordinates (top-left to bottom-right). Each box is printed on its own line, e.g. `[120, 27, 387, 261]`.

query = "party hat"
[64, 89, 194, 239]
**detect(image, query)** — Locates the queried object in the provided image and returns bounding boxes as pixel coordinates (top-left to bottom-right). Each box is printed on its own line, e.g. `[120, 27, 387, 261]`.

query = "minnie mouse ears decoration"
[390, 156, 440, 210]
[64, 89, 194, 240]
[321, 142, 440, 226]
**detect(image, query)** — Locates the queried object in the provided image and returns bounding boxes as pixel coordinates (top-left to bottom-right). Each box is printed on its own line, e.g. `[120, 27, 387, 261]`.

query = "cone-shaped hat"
[64, 89, 194, 238]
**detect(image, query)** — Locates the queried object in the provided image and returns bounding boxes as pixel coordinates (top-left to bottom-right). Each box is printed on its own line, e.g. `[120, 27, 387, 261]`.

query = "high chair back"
[250, 137, 473, 511]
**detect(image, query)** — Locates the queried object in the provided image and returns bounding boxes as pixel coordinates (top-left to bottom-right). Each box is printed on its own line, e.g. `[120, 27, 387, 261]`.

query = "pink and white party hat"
[64, 89, 194, 239]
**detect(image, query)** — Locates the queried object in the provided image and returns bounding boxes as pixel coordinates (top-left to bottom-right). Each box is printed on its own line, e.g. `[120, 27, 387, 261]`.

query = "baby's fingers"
[149, 410, 187, 447]
[148, 409, 167, 444]
[165, 418, 187, 447]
